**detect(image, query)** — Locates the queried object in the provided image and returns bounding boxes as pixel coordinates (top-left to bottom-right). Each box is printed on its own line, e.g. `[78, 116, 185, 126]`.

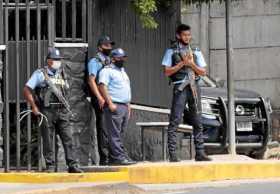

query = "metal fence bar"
[15, 0, 21, 171]
[4, 0, 10, 172]
[0, 0, 3, 44]
[36, 0, 42, 172]
[82, 0, 86, 41]
[52, 0, 56, 43]
[47, 0, 55, 46]
[87, 0, 92, 51]
[47, 0, 51, 46]
[26, 0, 31, 171]
[71, 0, 76, 39]
[36, 0, 41, 76]
[62, 0, 66, 39]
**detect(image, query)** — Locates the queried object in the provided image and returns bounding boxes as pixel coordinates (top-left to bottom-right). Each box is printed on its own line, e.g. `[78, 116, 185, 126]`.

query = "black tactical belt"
[113, 102, 129, 106]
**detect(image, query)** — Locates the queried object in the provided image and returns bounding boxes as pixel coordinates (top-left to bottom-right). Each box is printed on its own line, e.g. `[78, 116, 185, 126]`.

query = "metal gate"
[0, 0, 179, 172]
[0, 0, 90, 172]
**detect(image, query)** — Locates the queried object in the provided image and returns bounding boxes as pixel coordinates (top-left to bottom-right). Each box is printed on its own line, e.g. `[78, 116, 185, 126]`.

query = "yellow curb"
[126, 161, 280, 184]
[0, 171, 128, 183]
[2, 161, 280, 184]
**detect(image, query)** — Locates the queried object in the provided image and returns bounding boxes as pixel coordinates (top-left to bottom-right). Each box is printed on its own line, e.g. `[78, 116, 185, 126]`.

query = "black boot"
[99, 158, 109, 166]
[109, 158, 137, 166]
[68, 165, 84, 173]
[195, 150, 212, 161]
[126, 156, 136, 163]
[169, 152, 181, 162]
[44, 165, 55, 173]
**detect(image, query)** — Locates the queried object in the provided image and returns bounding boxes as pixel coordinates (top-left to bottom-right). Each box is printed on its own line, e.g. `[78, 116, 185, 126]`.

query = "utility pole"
[226, 0, 236, 155]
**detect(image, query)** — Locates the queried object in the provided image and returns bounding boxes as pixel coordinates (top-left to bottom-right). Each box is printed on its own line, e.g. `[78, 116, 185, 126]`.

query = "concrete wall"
[181, 0, 280, 111]
[125, 106, 193, 161]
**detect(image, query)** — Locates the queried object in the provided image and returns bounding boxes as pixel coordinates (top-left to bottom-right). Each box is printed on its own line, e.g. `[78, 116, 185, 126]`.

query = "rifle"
[43, 68, 74, 117]
[177, 44, 198, 105]
[177, 45, 195, 91]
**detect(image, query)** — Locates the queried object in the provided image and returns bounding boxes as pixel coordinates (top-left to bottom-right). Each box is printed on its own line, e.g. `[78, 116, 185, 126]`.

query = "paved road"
[161, 182, 280, 194]
[1, 179, 280, 194]
[141, 179, 280, 194]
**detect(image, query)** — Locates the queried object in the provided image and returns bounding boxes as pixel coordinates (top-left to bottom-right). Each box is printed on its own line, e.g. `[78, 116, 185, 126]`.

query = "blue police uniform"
[99, 64, 131, 104]
[99, 48, 133, 163]
[162, 42, 208, 160]
[87, 51, 110, 165]
[26, 68, 67, 90]
[88, 52, 111, 77]
[25, 48, 81, 172]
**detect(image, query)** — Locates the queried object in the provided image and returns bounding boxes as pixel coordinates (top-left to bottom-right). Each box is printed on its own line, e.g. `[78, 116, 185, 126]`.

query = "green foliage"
[133, 0, 231, 29]
[133, 0, 158, 29]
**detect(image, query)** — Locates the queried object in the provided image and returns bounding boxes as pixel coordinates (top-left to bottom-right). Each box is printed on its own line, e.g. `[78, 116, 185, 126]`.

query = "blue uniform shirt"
[161, 47, 207, 68]
[88, 52, 110, 77]
[98, 64, 131, 104]
[161, 49, 174, 67]
[26, 67, 57, 90]
[194, 49, 207, 68]
[161, 45, 207, 84]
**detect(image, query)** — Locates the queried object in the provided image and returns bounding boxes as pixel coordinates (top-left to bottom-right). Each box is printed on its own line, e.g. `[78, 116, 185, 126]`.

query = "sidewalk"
[1, 155, 280, 184]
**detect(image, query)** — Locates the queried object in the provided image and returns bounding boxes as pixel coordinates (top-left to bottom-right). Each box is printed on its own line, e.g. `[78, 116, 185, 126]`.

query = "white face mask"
[52, 60, 62, 70]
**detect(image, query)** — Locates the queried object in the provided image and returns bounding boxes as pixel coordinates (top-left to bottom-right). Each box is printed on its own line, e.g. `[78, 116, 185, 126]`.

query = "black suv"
[183, 76, 273, 159]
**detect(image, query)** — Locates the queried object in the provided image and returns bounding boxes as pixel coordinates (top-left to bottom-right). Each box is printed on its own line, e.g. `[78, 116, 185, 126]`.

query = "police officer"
[87, 36, 114, 165]
[23, 47, 83, 173]
[161, 24, 211, 162]
[99, 48, 136, 166]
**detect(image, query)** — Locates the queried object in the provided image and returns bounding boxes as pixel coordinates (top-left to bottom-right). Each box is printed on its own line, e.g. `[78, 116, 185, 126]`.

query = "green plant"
[132, 0, 159, 29]
[133, 0, 233, 29]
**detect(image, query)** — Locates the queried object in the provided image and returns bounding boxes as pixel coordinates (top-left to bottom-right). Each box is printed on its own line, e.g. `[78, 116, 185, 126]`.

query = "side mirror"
[215, 78, 225, 88]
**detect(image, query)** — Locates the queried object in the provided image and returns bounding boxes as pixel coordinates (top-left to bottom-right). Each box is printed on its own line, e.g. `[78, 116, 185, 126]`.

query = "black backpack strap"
[95, 53, 110, 67]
